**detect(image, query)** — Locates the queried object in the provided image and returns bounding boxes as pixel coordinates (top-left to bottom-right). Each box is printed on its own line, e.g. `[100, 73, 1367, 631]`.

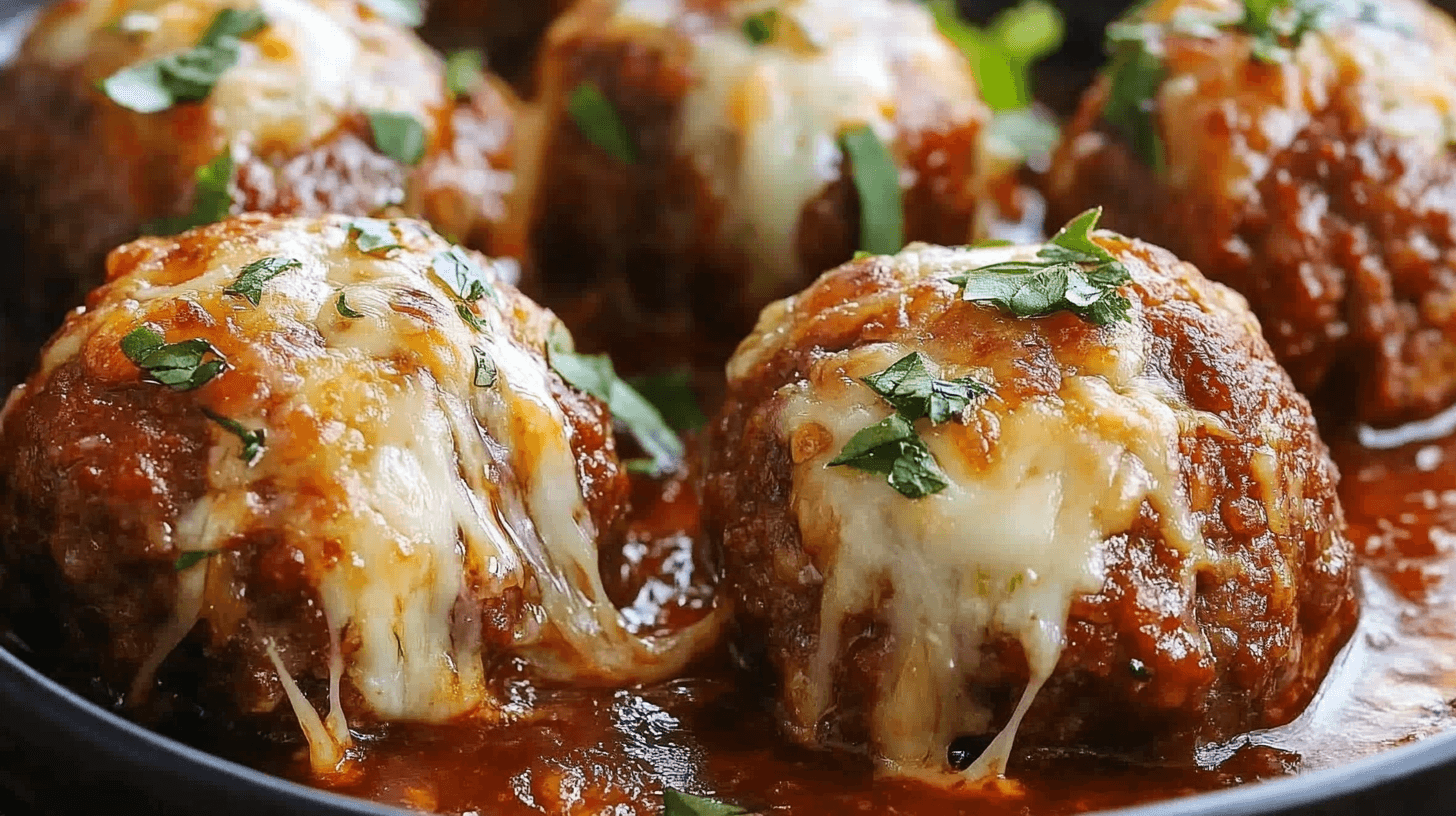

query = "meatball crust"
[703, 235, 1357, 784]
[1047, 0, 1456, 425]
[0, 0, 523, 389]
[0, 214, 713, 773]
[524, 0, 1021, 375]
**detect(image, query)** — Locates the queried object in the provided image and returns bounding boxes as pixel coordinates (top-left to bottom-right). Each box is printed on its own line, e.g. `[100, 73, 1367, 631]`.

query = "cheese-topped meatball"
[1047, 0, 1456, 425]
[0, 214, 716, 774]
[0, 0, 522, 387]
[702, 223, 1357, 786]
[524, 0, 1021, 374]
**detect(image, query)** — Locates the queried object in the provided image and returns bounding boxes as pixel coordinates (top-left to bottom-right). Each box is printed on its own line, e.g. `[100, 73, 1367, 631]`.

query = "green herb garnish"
[368, 110, 427, 165]
[567, 82, 637, 165]
[202, 408, 265, 465]
[930, 0, 1064, 111]
[100, 8, 267, 113]
[121, 326, 227, 391]
[1103, 23, 1167, 172]
[445, 49, 485, 99]
[433, 246, 497, 303]
[223, 256, 301, 306]
[456, 303, 488, 332]
[862, 352, 989, 424]
[1239, 0, 1326, 62]
[955, 208, 1132, 322]
[548, 326, 683, 471]
[335, 292, 364, 318]
[627, 370, 707, 433]
[743, 9, 781, 44]
[348, 218, 401, 254]
[145, 149, 235, 235]
[472, 347, 498, 388]
[662, 790, 750, 816]
[175, 550, 223, 571]
[840, 125, 903, 256]
[829, 414, 950, 499]
[359, 0, 422, 27]
[950, 208, 1132, 326]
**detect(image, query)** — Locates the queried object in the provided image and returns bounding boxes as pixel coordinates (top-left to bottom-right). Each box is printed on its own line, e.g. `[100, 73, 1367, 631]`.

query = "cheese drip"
[615, 0, 980, 297]
[47, 217, 717, 770]
[778, 328, 1208, 784]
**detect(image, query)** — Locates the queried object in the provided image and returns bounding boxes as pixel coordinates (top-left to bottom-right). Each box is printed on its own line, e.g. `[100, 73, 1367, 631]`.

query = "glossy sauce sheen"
[235, 425, 1456, 815]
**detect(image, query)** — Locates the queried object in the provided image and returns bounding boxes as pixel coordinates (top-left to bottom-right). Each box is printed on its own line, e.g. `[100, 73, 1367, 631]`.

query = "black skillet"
[0, 0, 1453, 813]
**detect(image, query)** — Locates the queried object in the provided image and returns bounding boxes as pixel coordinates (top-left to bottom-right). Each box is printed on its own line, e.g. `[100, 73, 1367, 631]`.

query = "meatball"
[1046, 0, 1456, 426]
[0, 0, 524, 389]
[524, 0, 1021, 374]
[0, 214, 717, 774]
[702, 224, 1357, 785]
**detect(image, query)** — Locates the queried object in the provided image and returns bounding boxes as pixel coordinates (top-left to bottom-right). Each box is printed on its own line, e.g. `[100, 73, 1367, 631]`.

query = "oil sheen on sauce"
[235, 419, 1456, 816]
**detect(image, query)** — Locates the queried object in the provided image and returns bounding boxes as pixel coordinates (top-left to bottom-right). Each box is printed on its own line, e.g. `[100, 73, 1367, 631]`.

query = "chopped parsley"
[368, 110, 427, 165]
[950, 208, 1133, 326]
[1129, 658, 1152, 680]
[175, 549, 223, 571]
[348, 218, 401, 254]
[335, 292, 364, 318]
[742, 9, 781, 44]
[839, 125, 904, 256]
[627, 370, 707, 433]
[100, 8, 268, 113]
[223, 256, 301, 306]
[829, 414, 950, 499]
[930, 0, 1064, 112]
[1239, 0, 1326, 62]
[1103, 23, 1167, 172]
[120, 326, 227, 391]
[662, 790, 749, 816]
[445, 49, 485, 99]
[568, 82, 638, 165]
[433, 246, 498, 303]
[829, 352, 991, 499]
[202, 408, 266, 465]
[472, 347, 497, 388]
[145, 149, 235, 235]
[456, 303, 489, 332]
[862, 352, 989, 425]
[548, 326, 683, 472]
[359, 0, 422, 27]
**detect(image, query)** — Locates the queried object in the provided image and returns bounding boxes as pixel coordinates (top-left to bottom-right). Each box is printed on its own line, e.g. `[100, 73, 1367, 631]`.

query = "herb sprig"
[949, 208, 1133, 326]
[662, 789, 749, 816]
[224, 256, 302, 306]
[829, 352, 990, 499]
[175, 550, 223, 571]
[101, 8, 268, 113]
[445, 49, 485, 99]
[145, 149, 235, 235]
[548, 327, 683, 473]
[568, 82, 638, 165]
[121, 326, 227, 391]
[840, 125, 904, 256]
[368, 110, 427, 165]
[202, 408, 266, 465]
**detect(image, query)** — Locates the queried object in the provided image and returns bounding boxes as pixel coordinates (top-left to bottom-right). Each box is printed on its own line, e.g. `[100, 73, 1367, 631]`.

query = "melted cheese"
[40, 216, 716, 769]
[612, 0, 981, 297]
[744, 243, 1212, 785]
[22, 0, 444, 151]
[1135, 0, 1456, 193]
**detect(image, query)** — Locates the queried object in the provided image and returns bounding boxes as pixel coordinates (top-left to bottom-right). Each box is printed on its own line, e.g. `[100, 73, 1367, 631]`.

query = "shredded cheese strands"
[265, 640, 351, 774]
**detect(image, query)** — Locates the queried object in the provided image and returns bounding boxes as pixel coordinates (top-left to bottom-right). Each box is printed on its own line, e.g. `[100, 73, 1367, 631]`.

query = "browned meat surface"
[420, 0, 572, 87]
[0, 213, 717, 774]
[523, 0, 1022, 377]
[0, 0, 523, 391]
[702, 232, 1357, 785]
[1046, 0, 1456, 426]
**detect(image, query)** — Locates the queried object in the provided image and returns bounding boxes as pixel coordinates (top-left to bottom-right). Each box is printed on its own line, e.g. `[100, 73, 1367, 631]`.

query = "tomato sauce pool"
[236, 424, 1456, 816]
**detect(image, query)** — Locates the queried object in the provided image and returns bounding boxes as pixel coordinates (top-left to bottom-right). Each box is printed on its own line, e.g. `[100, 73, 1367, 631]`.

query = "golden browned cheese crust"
[0, 214, 715, 770]
[702, 236, 1357, 781]
[1047, 0, 1456, 426]
[0, 0, 523, 390]
[523, 0, 1020, 377]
